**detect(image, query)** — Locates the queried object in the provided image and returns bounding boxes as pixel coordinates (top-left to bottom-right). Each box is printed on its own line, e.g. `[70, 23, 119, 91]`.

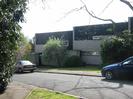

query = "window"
[93, 36, 102, 40]
[81, 51, 100, 56]
[62, 40, 69, 46]
[123, 59, 133, 66]
[123, 60, 132, 65]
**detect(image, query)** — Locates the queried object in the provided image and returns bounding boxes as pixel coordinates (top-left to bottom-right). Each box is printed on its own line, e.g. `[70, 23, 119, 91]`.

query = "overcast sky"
[20, 0, 133, 39]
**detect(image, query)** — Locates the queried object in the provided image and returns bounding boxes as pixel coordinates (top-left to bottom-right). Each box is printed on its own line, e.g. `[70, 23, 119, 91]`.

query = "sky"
[20, 0, 133, 39]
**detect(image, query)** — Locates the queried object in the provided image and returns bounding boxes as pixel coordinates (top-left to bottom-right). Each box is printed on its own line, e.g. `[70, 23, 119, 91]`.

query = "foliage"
[16, 34, 33, 60]
[63, 56, 81, 67]
[21, 42, 32, 60]
[0, 0, 28, 91]
[101, 31, 133, 65]
[43, 37, 66, 67]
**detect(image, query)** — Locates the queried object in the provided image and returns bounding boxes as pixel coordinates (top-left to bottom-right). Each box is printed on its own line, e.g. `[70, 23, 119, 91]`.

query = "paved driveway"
[13, 72, 133, 99]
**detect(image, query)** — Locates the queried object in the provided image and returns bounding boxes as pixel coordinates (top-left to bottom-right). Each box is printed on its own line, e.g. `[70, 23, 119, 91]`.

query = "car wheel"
[30, 70, 34, 73]
[105, 71, 114, 80]
[18, 68, 23, 73]
[0, 83, 6, 93]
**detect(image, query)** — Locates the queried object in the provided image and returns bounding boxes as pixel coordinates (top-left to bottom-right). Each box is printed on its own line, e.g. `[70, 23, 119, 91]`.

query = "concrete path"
[36, 68, 101, 77]
[0, 81, 35, 99]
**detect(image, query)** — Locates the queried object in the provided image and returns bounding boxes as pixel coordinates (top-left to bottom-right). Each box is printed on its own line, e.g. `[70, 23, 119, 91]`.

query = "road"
[13, 72, 133, 99]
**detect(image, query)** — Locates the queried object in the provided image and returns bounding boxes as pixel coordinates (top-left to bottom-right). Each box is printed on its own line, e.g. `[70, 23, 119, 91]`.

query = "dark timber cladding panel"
[35, 31, 73, 50]
[74, 22, 128, 40]
[128, 17, 133, 33]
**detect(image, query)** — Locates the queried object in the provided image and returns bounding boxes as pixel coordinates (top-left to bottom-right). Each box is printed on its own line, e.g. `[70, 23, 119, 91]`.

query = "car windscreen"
[21, 61, 33, 65]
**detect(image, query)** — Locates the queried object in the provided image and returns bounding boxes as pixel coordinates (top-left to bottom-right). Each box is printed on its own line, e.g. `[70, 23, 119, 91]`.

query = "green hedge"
[101, 32, 133, 65]
[63, 56, 82, 67]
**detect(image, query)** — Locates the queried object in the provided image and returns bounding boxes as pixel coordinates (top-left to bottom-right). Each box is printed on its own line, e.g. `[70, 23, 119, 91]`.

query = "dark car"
[15, 60, 36, 73]
[101, 56, 133, 80]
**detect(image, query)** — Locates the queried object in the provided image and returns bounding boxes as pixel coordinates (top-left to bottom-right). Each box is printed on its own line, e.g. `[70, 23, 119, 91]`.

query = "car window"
[21, 61, 33, 65]
[122, 59, 133, 66]
[16, 61, 21, 65]
[123, 60, 132, 65]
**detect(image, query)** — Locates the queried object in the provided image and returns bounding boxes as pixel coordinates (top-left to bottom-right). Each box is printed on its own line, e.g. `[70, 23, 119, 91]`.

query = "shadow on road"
[14, 71, 34, 75]
[102, 78, 133, 86]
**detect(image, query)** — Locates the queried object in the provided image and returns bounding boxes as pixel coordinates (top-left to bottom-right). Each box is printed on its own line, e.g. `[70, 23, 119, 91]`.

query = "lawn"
[26, 88, 77, 99]
[40, 66, 101, 73]
[57, 66, 101, 72]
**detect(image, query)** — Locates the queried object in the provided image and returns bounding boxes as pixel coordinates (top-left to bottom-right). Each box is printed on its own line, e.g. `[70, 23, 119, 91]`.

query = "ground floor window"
[81, 51, 100, 56]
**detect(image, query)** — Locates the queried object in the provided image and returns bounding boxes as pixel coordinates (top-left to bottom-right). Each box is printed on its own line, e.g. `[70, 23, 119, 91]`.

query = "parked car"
[101, 56, 133, 80]
[15, 60, 36, 73]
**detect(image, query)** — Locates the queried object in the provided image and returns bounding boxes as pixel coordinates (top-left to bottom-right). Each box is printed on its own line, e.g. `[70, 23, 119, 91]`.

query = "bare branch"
[120, 0, 133, 11]
[57, 6, 84, 22]
[41, 0, 47, 9]
[99, 0, 114, 15]
[80, 0, 115, 24]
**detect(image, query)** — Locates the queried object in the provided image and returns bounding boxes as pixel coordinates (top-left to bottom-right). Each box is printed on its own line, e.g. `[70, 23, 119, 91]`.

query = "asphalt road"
[13, 72, 133, 99]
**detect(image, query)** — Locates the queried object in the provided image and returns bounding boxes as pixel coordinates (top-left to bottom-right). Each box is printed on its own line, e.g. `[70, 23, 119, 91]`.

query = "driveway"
[13, 72, 133, 99]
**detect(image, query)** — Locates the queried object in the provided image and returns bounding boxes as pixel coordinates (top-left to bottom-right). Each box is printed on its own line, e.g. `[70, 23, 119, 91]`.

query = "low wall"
[82, 55, 102, 65]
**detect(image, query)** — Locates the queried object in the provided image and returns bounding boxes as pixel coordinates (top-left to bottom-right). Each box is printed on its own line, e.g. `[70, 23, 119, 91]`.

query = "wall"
[67, 50, 80, 57]
[73, 40, 101, 51]
[73, 35, 111, 51]
[73, 35, 112, 65]
[82, 55, 102, 65]
[35, 44, 44, 53]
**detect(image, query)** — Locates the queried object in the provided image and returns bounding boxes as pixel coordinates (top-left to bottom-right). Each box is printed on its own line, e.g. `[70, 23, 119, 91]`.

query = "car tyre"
[0, 81, 7, 93]
[18, 68, 23, 73]
[30, 70, 34, 73]
[105, 71, 114, 80]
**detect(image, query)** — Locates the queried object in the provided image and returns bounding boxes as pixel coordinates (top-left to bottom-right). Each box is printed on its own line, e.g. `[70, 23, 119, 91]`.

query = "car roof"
[19, 60, 30, 62]
[125, 56, 133, 60]
[128, 56, 133, 59]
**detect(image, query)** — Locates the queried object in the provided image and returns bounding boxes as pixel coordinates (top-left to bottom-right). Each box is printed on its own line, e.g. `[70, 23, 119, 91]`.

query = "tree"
[43, 37, 66, 67]
[22, 40, 33, 60]
[16, 34, 33, 60]
[0, 0, 28, 92]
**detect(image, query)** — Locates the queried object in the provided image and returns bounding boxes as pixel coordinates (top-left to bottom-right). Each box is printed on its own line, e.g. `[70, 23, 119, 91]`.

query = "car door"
[121, 58, 133, 78]
[16, 61, 22, 70]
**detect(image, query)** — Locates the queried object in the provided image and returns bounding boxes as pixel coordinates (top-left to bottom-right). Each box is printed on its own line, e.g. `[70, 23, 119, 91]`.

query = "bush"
[63, 56, 81, 67]
[43, 37, 66, 67]
[101, 32, 133, 65]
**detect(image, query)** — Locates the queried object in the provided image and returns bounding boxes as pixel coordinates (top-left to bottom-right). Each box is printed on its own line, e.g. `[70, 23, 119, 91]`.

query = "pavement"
[0, 81, 82, 99]
[35, 68, 102, 77]
[0, 69, 101, 99]
[0, 81, 35, 99]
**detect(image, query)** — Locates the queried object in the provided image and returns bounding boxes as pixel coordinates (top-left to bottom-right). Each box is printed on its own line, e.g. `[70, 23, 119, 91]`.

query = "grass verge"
[26, 88, 78, 99]
[39, 66, 101, 73]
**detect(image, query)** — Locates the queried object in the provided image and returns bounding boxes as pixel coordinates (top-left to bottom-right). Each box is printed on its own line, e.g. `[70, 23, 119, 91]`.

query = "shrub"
[43, 37, 66, 67]
[63, 56, 81, 67]
[101, 32, 133, 65]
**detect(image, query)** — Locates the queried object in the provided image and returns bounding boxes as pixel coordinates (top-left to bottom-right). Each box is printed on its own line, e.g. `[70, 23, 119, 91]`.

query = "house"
[34, 31, 73, 65]
[34, 17, 133, 66]
[73, 22, 128, 65]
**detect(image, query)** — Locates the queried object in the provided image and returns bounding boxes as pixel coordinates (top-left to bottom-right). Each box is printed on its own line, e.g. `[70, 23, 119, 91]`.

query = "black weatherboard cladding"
[35, 31, 73, 50]
[74, 22, 128, 40]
